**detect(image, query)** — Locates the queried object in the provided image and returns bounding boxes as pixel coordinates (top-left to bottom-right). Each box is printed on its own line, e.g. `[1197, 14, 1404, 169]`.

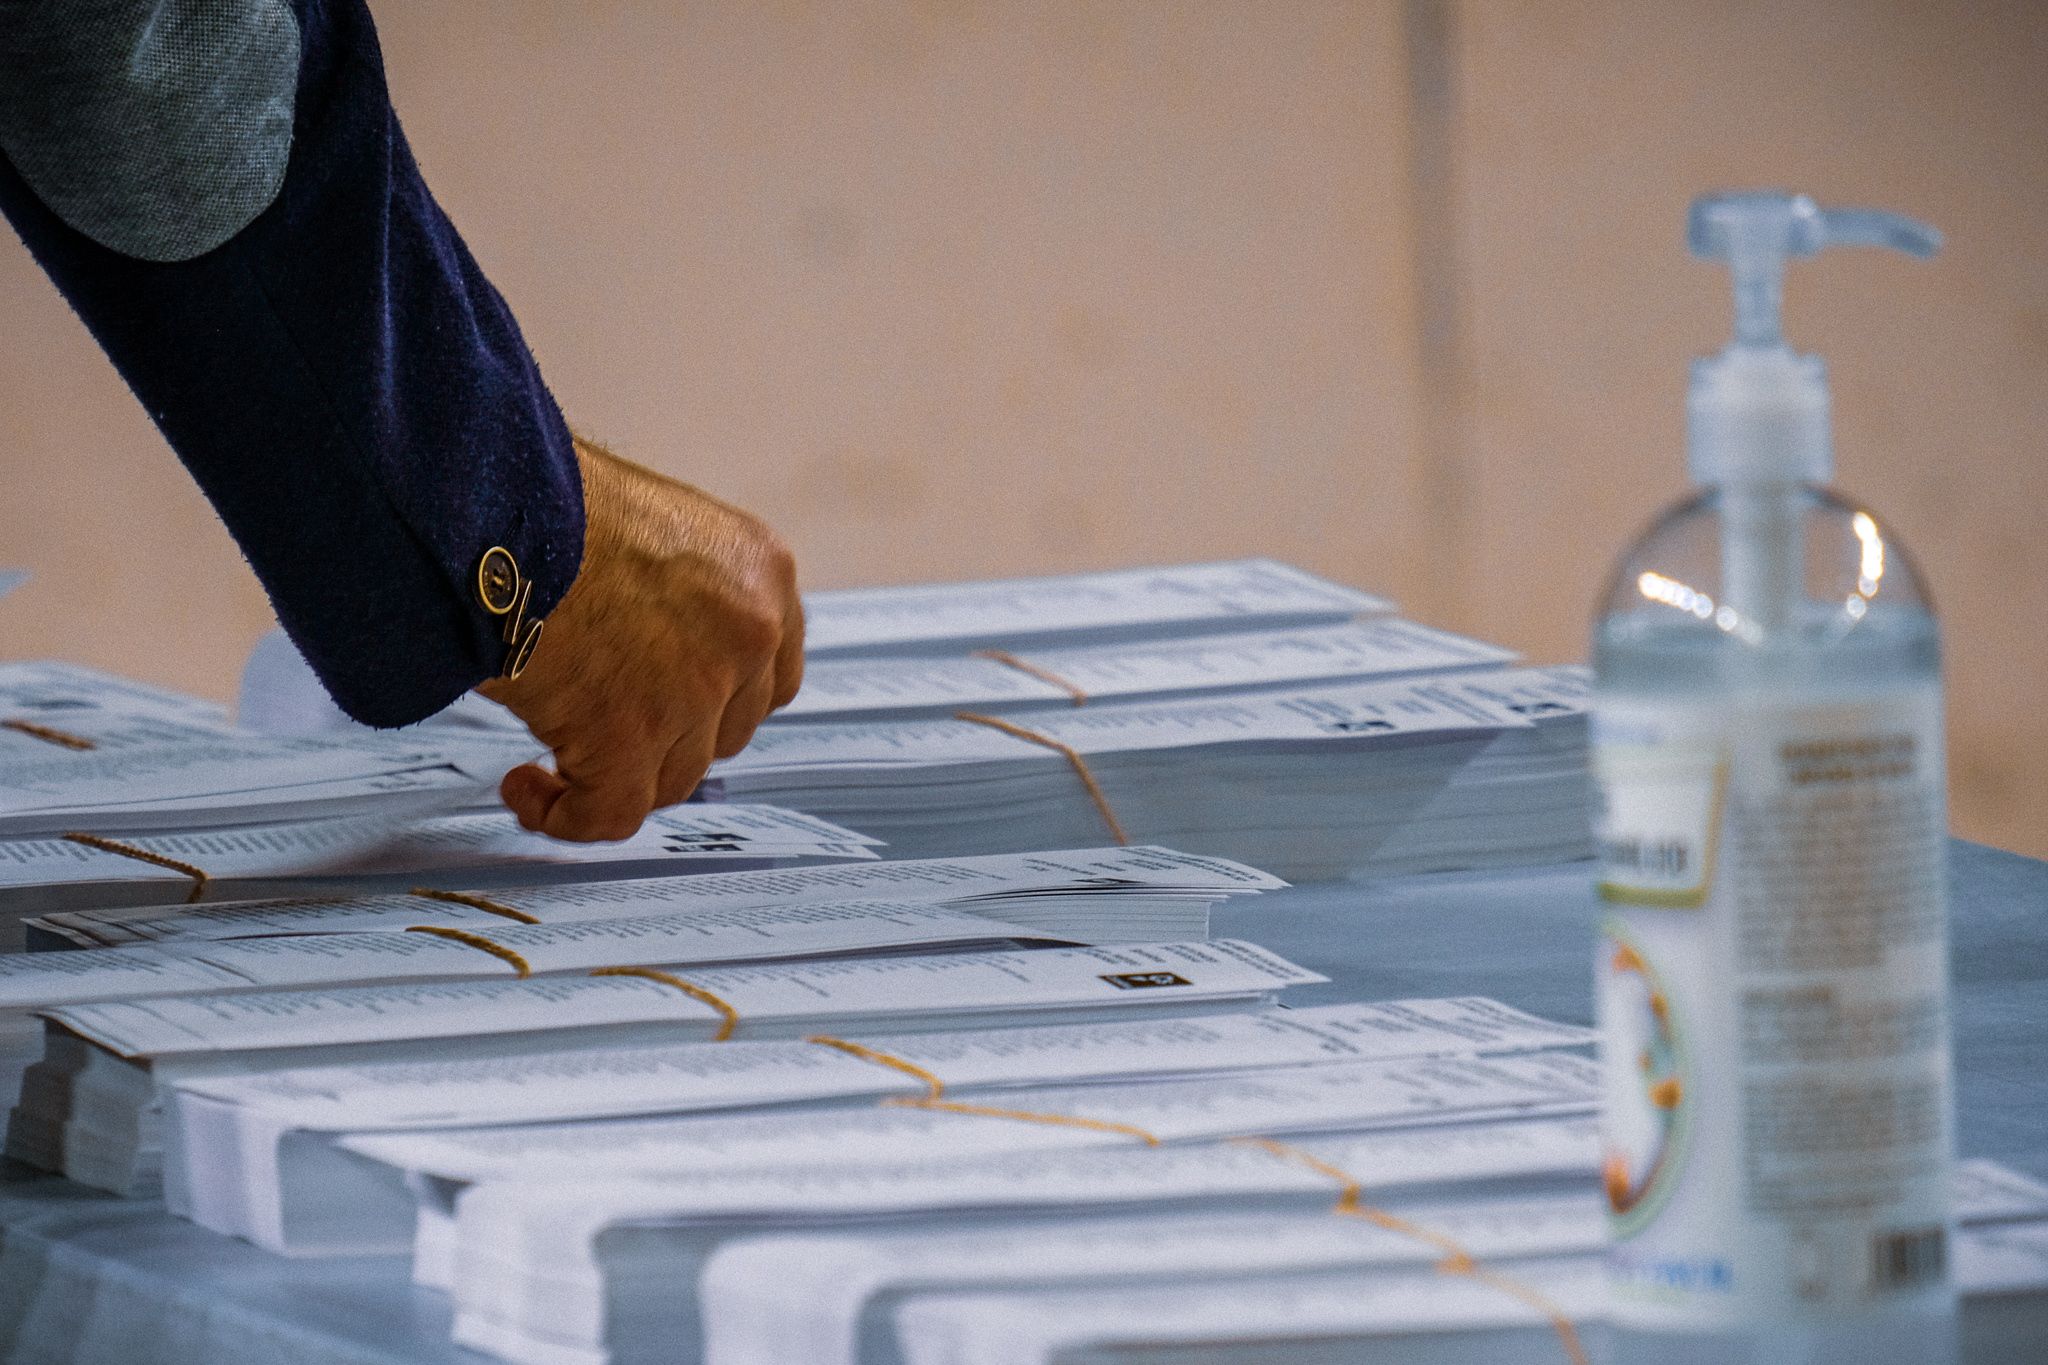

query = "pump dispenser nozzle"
[1686, 191, 1939, 487]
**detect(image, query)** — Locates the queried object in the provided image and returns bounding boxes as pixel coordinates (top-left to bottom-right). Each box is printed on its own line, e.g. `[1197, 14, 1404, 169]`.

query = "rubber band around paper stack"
[952, 711, 1130, 845]
[408, 888, 542, 924]
[591, 966, 743, 1040]
[403, 926, 533, 977]
[1233, 1136, 1590, 1365]
[970, 650, 1090, 705]
[62, 833, 210, 903]
[3, 718, 97, 750]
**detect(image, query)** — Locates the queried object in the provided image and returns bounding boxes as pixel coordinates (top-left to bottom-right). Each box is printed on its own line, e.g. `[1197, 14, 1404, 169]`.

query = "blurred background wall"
[1, 0, 2042, 853]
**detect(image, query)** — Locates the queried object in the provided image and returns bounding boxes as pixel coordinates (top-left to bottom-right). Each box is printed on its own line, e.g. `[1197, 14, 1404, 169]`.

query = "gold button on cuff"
[476, 547, 522, 616]
[477, 546, 546, 680]
[504, 617, 544, 681]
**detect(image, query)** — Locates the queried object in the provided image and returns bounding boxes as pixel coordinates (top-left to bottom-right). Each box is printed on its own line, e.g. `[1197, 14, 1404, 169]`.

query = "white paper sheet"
[182, 998, 1593, 1132]
[802, 559, 1391, 657]
[703, 1195, 1603, 1365]
[0, 803, 877, 906]
[0, 901, 1069, 1008]
[342, 1052, 1599, 1183]
[715, 674, 1532, 778]
[46, 940, 1325, 1058]
[46, 845, 1281, 946]
[777, 620, 1512, 720]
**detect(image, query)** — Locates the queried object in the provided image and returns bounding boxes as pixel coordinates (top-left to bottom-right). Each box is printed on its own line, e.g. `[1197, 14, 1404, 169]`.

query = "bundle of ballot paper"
[0, 802, 881, 933]
[154, 997, 1593, 1255]
[799, 558, 1392, 658]
[24, 844, 1279, 949]
[773, 617, 1513, 722]
[705, 668, 1591, 881]
[702, 1159, 2048, 1365]
[9, 935, 1312, 1197]
[0, 660, 537, 839]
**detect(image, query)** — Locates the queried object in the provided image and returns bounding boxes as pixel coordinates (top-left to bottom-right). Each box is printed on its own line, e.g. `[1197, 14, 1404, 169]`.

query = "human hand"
[479, 438, 803, 840]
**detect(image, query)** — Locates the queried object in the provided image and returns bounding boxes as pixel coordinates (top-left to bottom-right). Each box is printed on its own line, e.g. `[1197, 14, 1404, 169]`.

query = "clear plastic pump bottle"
[1591, 193, 1955, 1364]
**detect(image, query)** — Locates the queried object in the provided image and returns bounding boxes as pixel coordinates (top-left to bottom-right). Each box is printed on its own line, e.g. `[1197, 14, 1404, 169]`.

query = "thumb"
[500, 763, 569, 833]
[529, 751, 661, 843]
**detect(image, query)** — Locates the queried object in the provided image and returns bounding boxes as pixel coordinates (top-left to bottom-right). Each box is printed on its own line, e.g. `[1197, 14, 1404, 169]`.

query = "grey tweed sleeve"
[0, 0, 300, 262]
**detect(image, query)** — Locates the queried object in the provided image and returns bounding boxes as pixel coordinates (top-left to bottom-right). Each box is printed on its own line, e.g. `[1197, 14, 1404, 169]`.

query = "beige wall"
[1, 1, 2043, 854]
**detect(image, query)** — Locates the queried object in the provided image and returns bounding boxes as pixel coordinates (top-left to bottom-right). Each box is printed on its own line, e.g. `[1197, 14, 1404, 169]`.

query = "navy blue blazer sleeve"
[0, 0, 584, 727]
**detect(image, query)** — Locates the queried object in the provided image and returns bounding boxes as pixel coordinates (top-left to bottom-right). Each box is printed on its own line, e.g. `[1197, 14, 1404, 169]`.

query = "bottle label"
[1593, 686, 1953, 1329]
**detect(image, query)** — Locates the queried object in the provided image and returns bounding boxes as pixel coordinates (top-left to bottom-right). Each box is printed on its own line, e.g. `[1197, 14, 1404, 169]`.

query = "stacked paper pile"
[775, 618, 1513, 722]
[0, 660, 536, 838]
[5, 846, 1293, 1194]
[3, 562, 2037, 1365]
[799, 558, 1392, 658]
[708, 667, 1590, 880]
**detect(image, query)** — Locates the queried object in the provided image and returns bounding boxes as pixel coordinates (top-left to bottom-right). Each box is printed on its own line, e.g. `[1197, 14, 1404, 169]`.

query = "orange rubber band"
[4, 718, 97, 751]
[404, 925, 532, 976]
[408, 888, 541, 925]
[62, 832, 209, 904]
[971, 650, 1089, 706]
[591, 966, 740, 1040]
[1233, 1136, 1589, 1365]
[953, 711, 1128, 845]
[882, 1096, 1161, 1145]
[805, 1035, 947, 1100]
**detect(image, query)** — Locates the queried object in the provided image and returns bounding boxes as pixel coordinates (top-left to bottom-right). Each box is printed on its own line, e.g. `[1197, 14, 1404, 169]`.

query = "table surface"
[0, 839, 2042, 1365]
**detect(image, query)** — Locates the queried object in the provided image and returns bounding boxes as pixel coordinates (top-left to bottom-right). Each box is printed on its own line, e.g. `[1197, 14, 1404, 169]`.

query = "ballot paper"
[801, 559, 1391, 658]
[704, 668, 1592, 880]
[37, 845, 1279, 948]
[884, 1217, 2048, 1365]
[703, 1159, 2048, 1365]
[0, 662, 540, 837]
[442, 1116, 1599, 1364]
[775, 619, 1513, 722]
[14, 941, 1322, 1197]
[0, 901, 1085, 1010]
[703, 1196, 1600, 1365]
[171, 1023, 1594, 1257]
[0, 659, 233, 731]
[347, 1052, 1595, 1191]
[0, 803, 878, 926]
[41, 941, 1321, 1061]
[177, 998, 1593, 1134]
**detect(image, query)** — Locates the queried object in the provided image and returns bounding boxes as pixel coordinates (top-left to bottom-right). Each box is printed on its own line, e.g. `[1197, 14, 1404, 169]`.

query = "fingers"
[528, 740, 664, 843]
[655, 718, 722, 809]
[500, 762, 569, 833]
[715, 667, 776, 760]
[770, 597, 805, 710]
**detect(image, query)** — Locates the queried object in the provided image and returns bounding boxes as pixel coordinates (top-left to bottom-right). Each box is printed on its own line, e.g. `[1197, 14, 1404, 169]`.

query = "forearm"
[0, 0, 582, 726]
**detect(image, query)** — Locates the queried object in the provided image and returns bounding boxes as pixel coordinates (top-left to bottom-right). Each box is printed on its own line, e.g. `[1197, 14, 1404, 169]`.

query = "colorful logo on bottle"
[1600, 922, 1692, 1236]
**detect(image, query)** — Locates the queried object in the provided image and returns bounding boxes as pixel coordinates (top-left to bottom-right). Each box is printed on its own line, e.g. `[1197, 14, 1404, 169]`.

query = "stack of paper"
[775, 619, 1513, 722]
[0, 661, 534, 838]
[157, 999, 1593, 1255]
[10, 939, 1321, 1196]
[28, 845, 1281, 949]
[880, 1233, 2048, 1365]
[0, 803, 880, 933]
[802, 559, 1391, 659]
[436, 1117, 1601, 1363]
[704, 669, 1591, 880]
[703, 1160, 2048, 1365]
[447, 1148, 2048, 1365]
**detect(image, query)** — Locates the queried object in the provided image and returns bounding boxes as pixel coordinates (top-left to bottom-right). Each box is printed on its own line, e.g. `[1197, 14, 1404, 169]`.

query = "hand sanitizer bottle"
[1592, 192, 1954, 1365]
